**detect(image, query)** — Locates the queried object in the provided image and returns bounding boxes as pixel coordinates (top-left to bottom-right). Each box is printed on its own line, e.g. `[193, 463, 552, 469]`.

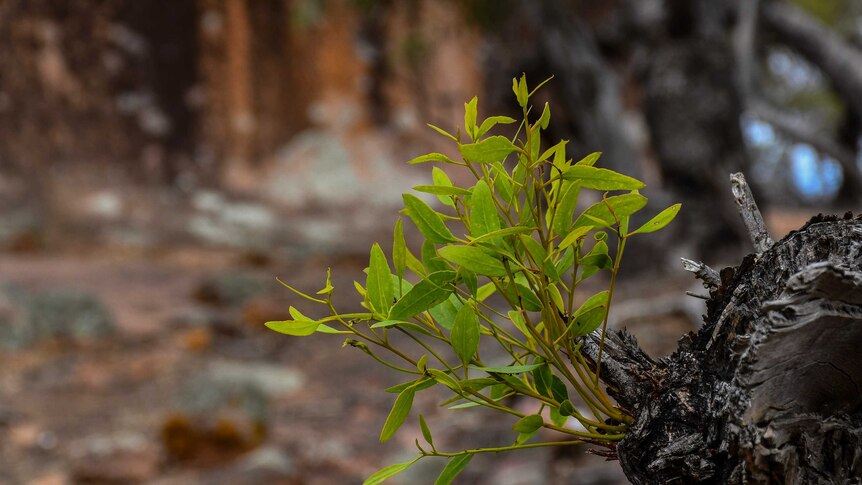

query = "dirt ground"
[0, 243, 706, 485]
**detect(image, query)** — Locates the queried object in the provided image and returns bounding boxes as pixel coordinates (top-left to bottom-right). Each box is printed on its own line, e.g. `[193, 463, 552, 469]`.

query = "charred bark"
[586, 178, 862, 484]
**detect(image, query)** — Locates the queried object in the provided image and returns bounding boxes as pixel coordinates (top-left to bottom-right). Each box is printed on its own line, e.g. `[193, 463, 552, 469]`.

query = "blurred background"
[1, 0, 860, 484]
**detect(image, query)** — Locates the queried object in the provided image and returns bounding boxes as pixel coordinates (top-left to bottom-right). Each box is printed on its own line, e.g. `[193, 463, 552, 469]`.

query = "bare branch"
[730, 172, 773, 254]
[681, 258, 721, 289]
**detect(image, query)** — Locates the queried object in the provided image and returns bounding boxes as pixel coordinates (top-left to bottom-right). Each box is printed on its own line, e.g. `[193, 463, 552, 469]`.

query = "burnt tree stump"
[585, 174, 862, 484]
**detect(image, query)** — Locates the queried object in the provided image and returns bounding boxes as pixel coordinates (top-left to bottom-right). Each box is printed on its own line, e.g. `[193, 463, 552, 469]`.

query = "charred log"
[587, 180, 862, 483]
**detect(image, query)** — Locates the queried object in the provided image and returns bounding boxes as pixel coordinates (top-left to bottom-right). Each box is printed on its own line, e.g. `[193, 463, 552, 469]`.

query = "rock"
[202, 446, 299, 485]
[188, 190, 277, 249]
[25, 289, 115, 342]
[0, 287, 115, 349]
[193, 271, 270, 307]
[161, 359, 301, 463]
[69, 432, 160, 484]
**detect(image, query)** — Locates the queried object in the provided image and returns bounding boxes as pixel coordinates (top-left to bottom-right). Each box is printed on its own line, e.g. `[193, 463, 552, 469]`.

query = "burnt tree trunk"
[586, 174, 862, 484]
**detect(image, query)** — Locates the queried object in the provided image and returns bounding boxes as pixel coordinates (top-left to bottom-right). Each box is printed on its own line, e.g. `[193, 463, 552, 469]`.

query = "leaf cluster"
[267, 75, 680, 484]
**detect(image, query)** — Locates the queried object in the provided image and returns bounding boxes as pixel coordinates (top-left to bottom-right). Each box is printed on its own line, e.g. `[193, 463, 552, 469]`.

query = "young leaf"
[363, 458, 420, 485]
[380, 385, 417, 442]
[562, 165, 645, 190]
[629, 203, 682, 235]
[393, 218, 407, 279]
[537, 102, 550, 129]
[575, 151, 602, 166]
[469, 180, 501, 238]
[265, 318, 319, 336]
[476, 115, 516, 139]
[512, 414, 544, 434]
[403, 194, 456, 244]
[389, 271, 456, 321]
[435, 454, 473, 485]
[573, 193, 647, 230]
[371, 320, 436, 337]
[468, 226, 533, 245]
[419, 415, 434, 446]
[459, 136, 517, 164]
[515, 74, 528, 108]
[428, 369, 461, 392]
[464, 96, 478, 140]
[451, 304, 480, 365]
[367, 243, 394, 316]
[438, 245, 507, 277]
[409, 152, 457, 165]
[427, 124, 458, 142]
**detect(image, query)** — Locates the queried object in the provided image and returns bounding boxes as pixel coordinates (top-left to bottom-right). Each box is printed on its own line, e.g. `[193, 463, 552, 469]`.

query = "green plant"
[267, 76, 680, 484]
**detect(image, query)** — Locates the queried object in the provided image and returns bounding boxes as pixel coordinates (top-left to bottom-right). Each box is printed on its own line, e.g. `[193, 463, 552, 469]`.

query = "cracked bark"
[585, 184, 862, 483]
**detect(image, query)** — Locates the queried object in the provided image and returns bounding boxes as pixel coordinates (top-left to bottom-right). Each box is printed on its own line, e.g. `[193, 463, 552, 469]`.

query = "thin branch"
[730, 172, 773, 254]
[680, 258, 722, 290]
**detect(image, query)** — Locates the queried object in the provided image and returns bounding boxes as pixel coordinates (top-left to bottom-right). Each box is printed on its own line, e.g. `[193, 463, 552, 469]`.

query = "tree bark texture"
[586, 211, 862, 484]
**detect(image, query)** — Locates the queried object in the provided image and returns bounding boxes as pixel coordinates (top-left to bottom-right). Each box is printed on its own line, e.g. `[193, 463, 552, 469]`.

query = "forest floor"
[0, 208, 811, 484]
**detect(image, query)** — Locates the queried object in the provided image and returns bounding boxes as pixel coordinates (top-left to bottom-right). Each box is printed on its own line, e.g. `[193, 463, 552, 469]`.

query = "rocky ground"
[0, 241, 710, 485]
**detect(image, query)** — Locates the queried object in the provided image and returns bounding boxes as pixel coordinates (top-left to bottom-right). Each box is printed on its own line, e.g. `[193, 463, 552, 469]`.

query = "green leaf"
[532, 363, 552, 397]
[554, 246, 576, 275]
[562, 165, 645, 190]
[476, 116, 516, 139]
[412, 185, 471, 197]
[459, 136, 517, 164]
[403, 194, 456, 244]
[429, 294, 462, 330]
[468, 226, 533, 244]
[476, 283, 497, 302]
[389, 271, 456, 321]
[386, 378, 435, 393]
[558, 225, 592, 250]
[265, 317, 319, 336]
[428, 369, 461, 392]
[409, 152, 457, 165]
[419, 415, 434, 446]
[490, 161, 514, 203]
[459, 268, 478, 297]
[574, 193, 647, 229]
[367, 243, 394, 316]
[451, 304, 480, 365]
[630, 203, 682, 235]
[508, 310, 531, 340]
[575, 152, 601, 166]
[559, 399, 576, 417]
[432, 166, 460, 207]
[316, 267, 334, 295]
[550, 407, 567, 427]
[470, 363, 543, 374]
[512, 414, 543, 433]
[421, 240, 450, 274]
[438, 245, 507, 277]
[537, 102, 550, 129]
[435, 454, 473, 485]
[469, 180, 501, 238]
[427, 124, 458, 142]
[550, 375, 569, 403]
[565, 290, 609, 337]
[315, 323, 351, 334]
[393, 219, 407, 279]
[363, 458, 420, 485]
[500, 281, 542, 311]
[518, 235, 559, 282]
[464, 96, 478, 140]
[380, 385, 417, 442]
[551, 181, 580, 237]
